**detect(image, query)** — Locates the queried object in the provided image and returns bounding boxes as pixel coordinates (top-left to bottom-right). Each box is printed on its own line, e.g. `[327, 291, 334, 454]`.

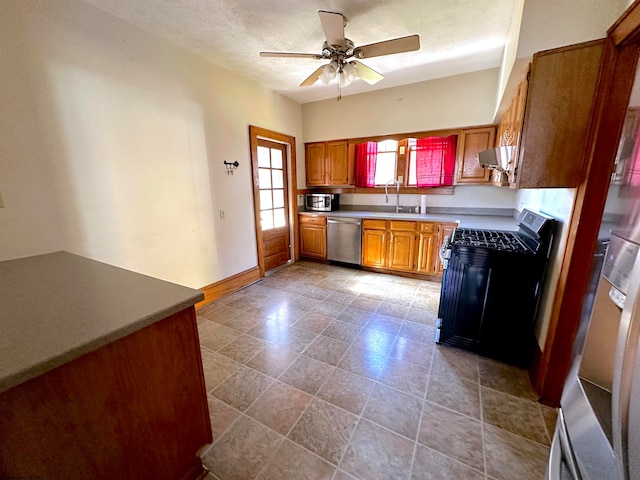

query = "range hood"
[478, 146, 514, 170]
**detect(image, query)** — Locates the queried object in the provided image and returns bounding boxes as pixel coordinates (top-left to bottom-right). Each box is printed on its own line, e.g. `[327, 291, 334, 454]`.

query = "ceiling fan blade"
[260, 52, 322, 59]
[318, 10, 346, 49]
[351, 61, 383, 85]
[300, 65, 325, 86]
[354, 34, 420, 59]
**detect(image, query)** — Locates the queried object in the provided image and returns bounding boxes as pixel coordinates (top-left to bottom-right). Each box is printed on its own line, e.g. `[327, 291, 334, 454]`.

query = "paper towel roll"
[420, 195, 428, 214]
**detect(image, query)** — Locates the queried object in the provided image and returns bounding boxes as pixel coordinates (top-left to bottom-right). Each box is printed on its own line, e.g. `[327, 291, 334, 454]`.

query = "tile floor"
[196, 261, 556, 480]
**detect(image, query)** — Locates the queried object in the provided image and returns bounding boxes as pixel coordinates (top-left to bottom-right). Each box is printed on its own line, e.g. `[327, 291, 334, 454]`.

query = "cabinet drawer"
[389, 220, 417, 232]
[363, 219, 387, 230]
[418, 222, 436, 233]
[299, 215, 327, 225]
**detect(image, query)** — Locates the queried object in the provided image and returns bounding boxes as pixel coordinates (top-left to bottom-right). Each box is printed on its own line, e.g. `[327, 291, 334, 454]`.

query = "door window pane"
[272, 169, 284, 189]
[258, 146, 271, 168]
[260, 190, 273, 210]
[273, 189, 284, 208]
[261, 210, 274, 230]
[258, 168, 272, 189]
[273, 208, 286, 228]
[271, 149, 283, 169]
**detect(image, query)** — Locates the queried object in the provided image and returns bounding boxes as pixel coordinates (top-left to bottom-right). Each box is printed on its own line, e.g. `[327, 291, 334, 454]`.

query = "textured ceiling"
[82, 0, 517, 103]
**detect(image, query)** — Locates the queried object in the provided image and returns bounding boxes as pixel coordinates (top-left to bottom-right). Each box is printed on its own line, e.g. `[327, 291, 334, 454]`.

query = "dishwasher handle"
[327, 217, 362, 226]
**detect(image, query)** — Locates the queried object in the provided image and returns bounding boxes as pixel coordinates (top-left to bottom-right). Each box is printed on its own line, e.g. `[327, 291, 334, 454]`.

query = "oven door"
[547, 409, 581, 480]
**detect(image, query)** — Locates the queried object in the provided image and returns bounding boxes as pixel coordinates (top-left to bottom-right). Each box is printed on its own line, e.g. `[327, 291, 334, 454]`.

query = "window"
[257, 145, 286, 230]
[407, 135, 457, 187]
[373, 140, 398, 186]
[355, 134, 457, 188]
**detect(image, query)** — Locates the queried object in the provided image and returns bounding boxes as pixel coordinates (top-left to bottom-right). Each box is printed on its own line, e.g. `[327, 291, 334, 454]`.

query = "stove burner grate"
[451, 228, 530, 253]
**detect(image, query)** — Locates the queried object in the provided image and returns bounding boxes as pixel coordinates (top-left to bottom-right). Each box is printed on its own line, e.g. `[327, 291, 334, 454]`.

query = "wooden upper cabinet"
[305, 140, 351, 186]
[500, 39, 605, 189]
[326, 140, 349, 184]
[305, 143, 326, 186]
[455, 127, 497, 184]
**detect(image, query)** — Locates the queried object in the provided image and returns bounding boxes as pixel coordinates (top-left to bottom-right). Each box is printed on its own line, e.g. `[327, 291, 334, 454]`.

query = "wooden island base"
[0, 307, 211, 479]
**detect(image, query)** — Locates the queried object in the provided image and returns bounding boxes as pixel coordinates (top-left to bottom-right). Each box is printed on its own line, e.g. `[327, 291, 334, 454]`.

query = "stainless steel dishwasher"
[327, 217, 362, 265]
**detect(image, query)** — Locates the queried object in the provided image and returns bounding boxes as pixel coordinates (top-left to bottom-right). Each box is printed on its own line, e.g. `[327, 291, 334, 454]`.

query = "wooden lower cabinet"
[387, 221, 418, 272]
[362, 221, 387, 267]
[362, 219, 452, 277]
[416, 222, 437, 274]
[299, 214, 327, 259]
[436, 222, 457, 275]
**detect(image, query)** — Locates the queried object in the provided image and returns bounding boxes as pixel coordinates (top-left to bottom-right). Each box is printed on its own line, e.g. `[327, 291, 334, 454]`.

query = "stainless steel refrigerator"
[547, 104, 640, 478]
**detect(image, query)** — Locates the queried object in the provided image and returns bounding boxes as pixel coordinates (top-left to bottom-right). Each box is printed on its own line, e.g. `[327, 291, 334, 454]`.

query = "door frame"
[249, 125, 299, 278]
[533, 1, 640, 405]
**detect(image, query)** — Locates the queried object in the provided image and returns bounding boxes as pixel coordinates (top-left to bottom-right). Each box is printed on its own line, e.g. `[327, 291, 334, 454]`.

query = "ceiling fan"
[260, 11, 420, 99]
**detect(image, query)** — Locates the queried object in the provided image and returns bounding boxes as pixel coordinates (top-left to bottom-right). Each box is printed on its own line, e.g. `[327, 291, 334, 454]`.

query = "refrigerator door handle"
[547, 411, 581, 480]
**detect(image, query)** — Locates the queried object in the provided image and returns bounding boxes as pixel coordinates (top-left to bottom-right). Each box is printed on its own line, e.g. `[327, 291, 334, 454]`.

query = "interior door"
[256, 139, 291, 272]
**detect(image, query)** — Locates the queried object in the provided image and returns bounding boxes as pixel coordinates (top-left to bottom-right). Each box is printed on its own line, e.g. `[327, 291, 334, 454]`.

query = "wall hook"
[223, 160, 239, 175]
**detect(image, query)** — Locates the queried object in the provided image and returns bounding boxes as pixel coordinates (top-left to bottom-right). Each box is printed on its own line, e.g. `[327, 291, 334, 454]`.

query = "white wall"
[302, 68, 499, 144]
[0, 0, 303, 289]
[516, 188, 576, 349]
[300, 68, 509, 209]
[517, 0, 629, 59]
[341, 186, 518, 211]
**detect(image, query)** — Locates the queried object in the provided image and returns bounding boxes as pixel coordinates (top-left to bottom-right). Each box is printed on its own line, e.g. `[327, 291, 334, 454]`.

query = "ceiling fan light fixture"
[340, 62, 358, 87]
[320, 60, 338, 84]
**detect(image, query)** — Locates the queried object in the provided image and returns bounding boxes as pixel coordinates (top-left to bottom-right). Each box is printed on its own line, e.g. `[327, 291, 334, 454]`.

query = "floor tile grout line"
[408, 335, 436, 479]
[204, 262, 549, 479]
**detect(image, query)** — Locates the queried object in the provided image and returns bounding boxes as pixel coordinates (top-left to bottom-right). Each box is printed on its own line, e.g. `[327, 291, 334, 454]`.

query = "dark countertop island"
[0, 252, 211, 479]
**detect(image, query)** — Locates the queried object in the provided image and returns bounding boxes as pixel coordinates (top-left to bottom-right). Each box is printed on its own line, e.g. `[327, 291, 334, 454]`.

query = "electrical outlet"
[219, 210, 225, 220]
[0, 191, 4, 208]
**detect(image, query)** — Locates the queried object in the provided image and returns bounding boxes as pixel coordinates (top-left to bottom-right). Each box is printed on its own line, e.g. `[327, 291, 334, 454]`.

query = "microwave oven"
[305, 193, 339, 212]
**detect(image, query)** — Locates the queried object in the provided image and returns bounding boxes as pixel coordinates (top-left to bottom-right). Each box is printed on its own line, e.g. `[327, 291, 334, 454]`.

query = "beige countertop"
[0, 251, 204, 394]
[299, 210, 519, 231]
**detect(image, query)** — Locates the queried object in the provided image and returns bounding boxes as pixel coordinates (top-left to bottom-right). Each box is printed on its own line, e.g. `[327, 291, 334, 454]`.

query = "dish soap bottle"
[415, 202, 420, 214]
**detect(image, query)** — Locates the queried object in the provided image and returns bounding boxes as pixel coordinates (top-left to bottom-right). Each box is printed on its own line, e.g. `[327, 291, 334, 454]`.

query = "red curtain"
[355, 142, 378, 187]
[415, 135, 457, 187]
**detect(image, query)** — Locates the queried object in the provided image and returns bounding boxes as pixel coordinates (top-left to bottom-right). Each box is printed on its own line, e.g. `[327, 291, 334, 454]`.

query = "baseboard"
[196, 267, 261, 308]
[529, 340, 550, 404]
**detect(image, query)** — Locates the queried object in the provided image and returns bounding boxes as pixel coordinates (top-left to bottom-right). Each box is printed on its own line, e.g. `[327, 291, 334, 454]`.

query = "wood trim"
[196, 266, 261, 308]
[533, 14, 640, 404]
[610, 0, 640, 46]
[249, 126, 299, 275]
[297, 186, 455, 195]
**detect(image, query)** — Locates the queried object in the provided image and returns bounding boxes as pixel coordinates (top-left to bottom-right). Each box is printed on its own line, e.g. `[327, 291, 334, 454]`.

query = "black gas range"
[436, 209, 557, 367]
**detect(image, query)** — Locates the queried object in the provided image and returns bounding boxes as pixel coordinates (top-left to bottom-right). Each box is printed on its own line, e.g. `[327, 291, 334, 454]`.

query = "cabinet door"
[435, 223, 457, 276]
[300, 224, 327, 259]
[326, 140, 349, 185]
[515, 40, 604, 188]
[388, 229, 417, 272]
[305, 142, 326, 186]
[416, 223, 436, 274]
[362, 228, 387, 268]
[455, 127, 496, 184]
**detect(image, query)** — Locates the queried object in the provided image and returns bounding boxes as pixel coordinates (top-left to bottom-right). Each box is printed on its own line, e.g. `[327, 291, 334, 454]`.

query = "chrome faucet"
[385, 179, 402, 213]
